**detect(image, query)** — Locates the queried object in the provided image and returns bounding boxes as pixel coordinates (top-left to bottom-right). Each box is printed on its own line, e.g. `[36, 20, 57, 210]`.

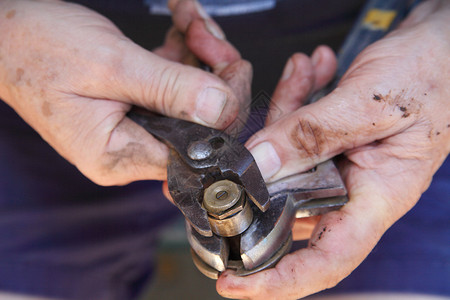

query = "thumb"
[83, 42, 240, 129]
[246, 85, 417, 181]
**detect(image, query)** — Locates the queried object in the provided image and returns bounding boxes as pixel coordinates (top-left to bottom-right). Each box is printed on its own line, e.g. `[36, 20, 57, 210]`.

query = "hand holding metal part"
[128, 109, 347, 279]
[127, 109, 270, 237]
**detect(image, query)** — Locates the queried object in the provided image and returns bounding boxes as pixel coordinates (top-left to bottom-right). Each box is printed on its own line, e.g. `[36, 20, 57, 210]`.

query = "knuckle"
[218, 60, 253, 101]
[152, 65, 183, 115]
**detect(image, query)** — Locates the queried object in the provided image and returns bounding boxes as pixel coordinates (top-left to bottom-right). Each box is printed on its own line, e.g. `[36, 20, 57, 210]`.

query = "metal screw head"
[216, 191, 229, 200]
[187, 141, 213, 161]
[203, 180, 242, 216]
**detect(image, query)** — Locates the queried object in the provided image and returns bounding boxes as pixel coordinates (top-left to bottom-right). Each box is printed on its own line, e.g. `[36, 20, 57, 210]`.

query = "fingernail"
[250, 142, 281, 180]
[281, 58, 294, 81]
[194, 0, 210, 19]
[195, 87, 227, 125]
[311, 49, 322, 66]
[205, 19, 225, 40]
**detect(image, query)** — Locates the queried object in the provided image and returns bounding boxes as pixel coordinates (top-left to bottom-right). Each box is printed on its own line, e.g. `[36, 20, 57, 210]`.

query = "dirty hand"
[217, 1, 450, 299]
[0, 0, 251, 185]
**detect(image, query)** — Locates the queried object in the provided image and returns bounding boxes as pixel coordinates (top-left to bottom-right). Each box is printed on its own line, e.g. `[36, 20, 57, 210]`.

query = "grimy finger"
[186, 18, 252, 131]
[217, 118, 447, 299]
[311, 45, 337, 91]
[265, 53, 315, 125]
[170, 0, 224, 37]
[266, 46, 337, 125]
[46, 97, 170, 186]
[216, 156, 417, 299]
[153, 26, 198, 66]
[185, 18, 243, 76]
[246, 81, 419, 181]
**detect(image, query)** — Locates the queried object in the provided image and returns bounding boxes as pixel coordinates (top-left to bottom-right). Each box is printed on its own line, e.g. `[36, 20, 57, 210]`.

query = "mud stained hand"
[218, 1, 450, 299]
[0, 0, 251, 185]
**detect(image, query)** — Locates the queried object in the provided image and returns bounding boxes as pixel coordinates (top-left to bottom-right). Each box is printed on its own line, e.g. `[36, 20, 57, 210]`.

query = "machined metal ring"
[203, 180, 253, 237]
[207, 198, 253, 237]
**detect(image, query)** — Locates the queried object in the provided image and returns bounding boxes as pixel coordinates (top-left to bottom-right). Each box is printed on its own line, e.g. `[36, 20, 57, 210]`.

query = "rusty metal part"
[125, 0, 410, 277]
[127, 109, 347, 280]
[188, 160, 347, 279]
[127, 109, 270, 237]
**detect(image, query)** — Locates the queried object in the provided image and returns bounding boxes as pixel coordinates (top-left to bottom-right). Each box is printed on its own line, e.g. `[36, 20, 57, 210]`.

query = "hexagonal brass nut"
[203, 180, 246, 220]
[208, 194, 245, 220]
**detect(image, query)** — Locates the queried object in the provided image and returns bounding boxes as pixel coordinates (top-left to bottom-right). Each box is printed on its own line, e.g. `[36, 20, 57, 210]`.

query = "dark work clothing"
[0, 0, 448, 299]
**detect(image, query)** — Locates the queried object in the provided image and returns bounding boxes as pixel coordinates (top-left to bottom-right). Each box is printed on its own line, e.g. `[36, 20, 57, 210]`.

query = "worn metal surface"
[203, 180, 243, 217]
[186, 222, 229, 272]
[127, 0, 415, 281]
[240, 192, 295, 269]
[191, 235, 293, 279]
[229, 235, 292, 277]
[268, 160, 348, 214]
[187, 140, 213, 161]
[128, 109, 269, 237]
[188, 161, 348, 278]
[203, 180, 253, 237]
[208, 197, 253, 237]
[127, 109, 347, 279]
[185, 160, 347, 279]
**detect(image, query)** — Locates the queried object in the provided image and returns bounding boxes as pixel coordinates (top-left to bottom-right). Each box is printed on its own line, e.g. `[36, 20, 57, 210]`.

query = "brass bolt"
[203, 180, 253, 237]
[203, 180, 243, 218]
[216, 191, 229, 200]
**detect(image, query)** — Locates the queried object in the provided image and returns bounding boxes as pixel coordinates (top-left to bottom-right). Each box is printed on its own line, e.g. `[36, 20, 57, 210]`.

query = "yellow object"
[363, 9, 397, 30]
